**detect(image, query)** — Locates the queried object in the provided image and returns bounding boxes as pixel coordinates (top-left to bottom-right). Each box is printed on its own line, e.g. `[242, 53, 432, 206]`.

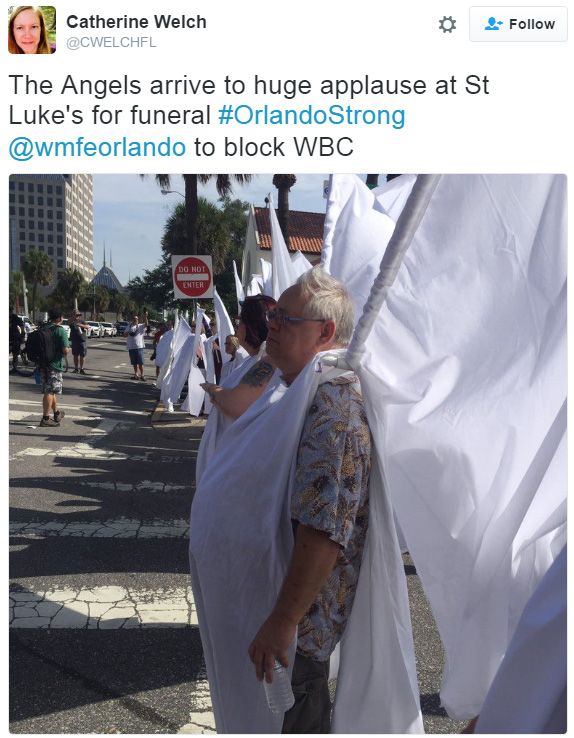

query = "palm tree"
[54, 268, 87, 311]
[162, 199, 231, 273]
[10, 271, 25, 314]
[22, 250, 53, 319]
[272, 175, 297, 247]
[142, 174, 253, 254]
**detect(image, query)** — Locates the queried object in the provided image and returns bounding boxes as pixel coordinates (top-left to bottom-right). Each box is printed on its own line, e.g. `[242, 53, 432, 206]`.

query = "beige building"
[9, 174, 94, 283]
[241, 205, 324, 287]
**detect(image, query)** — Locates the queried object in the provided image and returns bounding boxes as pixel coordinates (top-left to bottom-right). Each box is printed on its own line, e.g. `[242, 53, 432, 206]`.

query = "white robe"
[189, 351, 421, 734]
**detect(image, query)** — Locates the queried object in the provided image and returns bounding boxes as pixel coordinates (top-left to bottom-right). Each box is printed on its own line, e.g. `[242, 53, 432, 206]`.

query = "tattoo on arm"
[240, 361, 275, 388]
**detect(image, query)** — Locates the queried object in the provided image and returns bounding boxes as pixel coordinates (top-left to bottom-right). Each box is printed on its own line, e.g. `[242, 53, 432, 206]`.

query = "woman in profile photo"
[8, 6, 55, 54]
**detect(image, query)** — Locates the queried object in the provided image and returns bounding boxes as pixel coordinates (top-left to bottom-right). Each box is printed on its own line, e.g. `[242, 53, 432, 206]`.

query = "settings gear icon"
[439, 16, 456, 32]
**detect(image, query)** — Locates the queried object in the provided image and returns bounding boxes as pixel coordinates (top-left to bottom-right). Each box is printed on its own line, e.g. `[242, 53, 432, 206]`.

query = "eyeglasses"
[265, 310, 327, 327]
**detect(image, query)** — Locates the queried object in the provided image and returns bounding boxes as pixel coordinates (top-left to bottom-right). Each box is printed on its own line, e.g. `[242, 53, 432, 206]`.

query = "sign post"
[171, 255, 214, 300]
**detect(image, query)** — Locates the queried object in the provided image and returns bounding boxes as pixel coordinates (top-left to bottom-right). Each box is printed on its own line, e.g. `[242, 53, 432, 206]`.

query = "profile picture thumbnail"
[8, 5, 56, 54]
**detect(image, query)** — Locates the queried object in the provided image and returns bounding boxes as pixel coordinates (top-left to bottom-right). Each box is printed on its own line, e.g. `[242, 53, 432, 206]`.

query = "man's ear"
[318, 319, 337, 346]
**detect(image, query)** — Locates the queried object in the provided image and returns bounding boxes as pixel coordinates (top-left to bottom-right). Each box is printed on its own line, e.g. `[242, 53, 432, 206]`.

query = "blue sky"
[93, 174, 372, 285]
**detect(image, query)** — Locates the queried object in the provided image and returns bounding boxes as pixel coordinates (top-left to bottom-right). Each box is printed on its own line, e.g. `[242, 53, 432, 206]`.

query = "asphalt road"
[9, 337, 466, 734]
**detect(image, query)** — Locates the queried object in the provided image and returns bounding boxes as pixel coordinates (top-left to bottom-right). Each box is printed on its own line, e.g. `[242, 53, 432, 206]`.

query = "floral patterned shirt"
[291, 374, 371, 662]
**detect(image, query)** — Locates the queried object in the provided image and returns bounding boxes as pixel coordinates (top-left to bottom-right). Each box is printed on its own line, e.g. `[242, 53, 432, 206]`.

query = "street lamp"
[161, 189, 185, 198]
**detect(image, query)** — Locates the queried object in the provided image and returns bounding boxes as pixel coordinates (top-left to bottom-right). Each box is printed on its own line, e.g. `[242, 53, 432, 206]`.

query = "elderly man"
[190, 267, 372, 734]
[247, 267, 371, 733]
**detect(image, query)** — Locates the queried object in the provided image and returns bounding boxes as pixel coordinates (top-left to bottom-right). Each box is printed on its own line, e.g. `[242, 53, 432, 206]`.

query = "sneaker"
[140, 376, 147, 382]
[54, 410, 65, 421]
[80, 369, 86, 375]
[72, 368, 79, 374]
[131, 375, 138, 380]
[40, 417, 60, 427]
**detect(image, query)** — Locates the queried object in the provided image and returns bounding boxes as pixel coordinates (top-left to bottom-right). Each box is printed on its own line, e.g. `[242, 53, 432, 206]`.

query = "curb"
[150, 399, 207, 444]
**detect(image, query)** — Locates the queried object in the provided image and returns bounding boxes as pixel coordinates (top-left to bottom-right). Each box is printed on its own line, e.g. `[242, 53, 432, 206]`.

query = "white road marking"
[79, 480, 187, 493]
[10, 585, 196, 629]
[9, 398, 149, 417]
[10, 518, 189, 538]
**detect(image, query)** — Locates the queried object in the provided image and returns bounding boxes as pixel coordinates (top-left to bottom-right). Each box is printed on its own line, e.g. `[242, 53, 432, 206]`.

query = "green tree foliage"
[10, 271, 25, 313]
[125, 197, 250, 317]
[22, 249, 53, 318]
[142, 174, 253, 254]
[51, 268, 87, 311]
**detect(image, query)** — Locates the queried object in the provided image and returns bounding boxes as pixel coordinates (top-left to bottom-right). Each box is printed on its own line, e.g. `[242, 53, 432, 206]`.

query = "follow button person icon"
[485, 17, 503, 30]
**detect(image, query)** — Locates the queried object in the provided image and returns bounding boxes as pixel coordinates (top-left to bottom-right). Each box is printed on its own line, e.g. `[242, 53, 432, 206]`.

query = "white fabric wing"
[269, 194, 298, 299]
[232, 260, 245, 311]
[160, 318, 193, 412]
[290, 250, 312, 278]
[475, 544, 566, 734]
[336, 174, 566, 720]
[154, 328, 173, 368]
[259, 259, 273, 297]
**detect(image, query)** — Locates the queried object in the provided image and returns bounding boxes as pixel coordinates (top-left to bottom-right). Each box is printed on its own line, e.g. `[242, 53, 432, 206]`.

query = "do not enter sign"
[171, 255, 213, 299]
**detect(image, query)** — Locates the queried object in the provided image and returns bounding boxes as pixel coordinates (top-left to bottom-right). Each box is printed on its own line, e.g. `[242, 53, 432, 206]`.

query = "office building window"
[28, 183, 34, 192]
[18, 182, 24, 191]
[37, 184, 43, 193]
[47, 185, 53, 194]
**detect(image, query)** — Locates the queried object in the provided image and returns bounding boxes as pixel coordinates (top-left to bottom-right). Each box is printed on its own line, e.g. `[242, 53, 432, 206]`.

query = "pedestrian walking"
[9, 308, 25, 374]
[69, 312, 90, 374]
[124, 310, 149, 380]
[31, 307, 70, 428]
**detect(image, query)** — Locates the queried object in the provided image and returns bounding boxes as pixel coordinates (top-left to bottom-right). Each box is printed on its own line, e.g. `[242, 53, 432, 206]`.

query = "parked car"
[100, 322, 116, 337]
[115, 320, 129, 336]
[86, 321, 104, 338]
[60, 318, 72, 339]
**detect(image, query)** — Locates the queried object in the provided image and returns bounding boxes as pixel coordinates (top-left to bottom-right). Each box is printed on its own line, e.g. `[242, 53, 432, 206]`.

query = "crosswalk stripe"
[10, 518, 189, 539]
[10, 585, 197, 629]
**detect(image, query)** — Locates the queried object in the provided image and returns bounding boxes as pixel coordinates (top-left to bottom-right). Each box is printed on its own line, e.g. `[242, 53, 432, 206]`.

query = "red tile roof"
[254, 207, 324, 254]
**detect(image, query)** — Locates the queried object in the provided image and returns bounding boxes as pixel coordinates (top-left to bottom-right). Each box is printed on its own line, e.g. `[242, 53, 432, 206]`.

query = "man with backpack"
[27, 307, 71, 428]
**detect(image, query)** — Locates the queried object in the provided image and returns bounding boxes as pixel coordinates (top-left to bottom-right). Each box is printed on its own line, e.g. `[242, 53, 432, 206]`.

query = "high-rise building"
[8, 174, 94, 283]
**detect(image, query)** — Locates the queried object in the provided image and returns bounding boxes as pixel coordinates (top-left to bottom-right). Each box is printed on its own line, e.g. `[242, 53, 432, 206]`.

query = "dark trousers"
[282, 652, 331, 734]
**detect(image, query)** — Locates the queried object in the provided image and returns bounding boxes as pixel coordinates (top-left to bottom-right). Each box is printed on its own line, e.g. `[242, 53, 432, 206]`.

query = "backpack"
[26, 325, 58, 366]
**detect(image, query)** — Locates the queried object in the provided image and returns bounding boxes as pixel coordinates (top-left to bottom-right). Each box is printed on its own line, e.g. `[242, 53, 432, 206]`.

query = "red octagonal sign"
[172, 256, 213, 298]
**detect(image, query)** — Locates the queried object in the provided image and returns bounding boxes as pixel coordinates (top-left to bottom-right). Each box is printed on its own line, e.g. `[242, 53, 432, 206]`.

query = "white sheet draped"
[181, 308, 206, 417]
[195, 348, 267, 486]
[189, 351, 421, 734]
[159, 318, 193, 412]
[475, 544, 566, 733]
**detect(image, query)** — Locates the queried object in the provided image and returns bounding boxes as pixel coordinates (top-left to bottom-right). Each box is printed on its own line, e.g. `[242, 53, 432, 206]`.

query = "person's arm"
[60, 327, 71, 355]
[144, 310, 149, 327]
[248, 524, 340, 682]
[201, 359, 275, 419]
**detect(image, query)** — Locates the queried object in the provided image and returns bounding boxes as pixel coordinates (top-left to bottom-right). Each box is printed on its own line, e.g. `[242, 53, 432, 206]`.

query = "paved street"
[10, 337, 465, 734]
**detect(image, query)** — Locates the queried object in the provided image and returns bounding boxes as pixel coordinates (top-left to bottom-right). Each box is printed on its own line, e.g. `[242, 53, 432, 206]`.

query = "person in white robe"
[196, 294, 277, 485]
[190, 269, 422, 734]
[220, 335, 248, 383]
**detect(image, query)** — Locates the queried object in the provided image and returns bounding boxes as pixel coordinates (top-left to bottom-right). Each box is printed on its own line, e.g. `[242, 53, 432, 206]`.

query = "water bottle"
[263, 658, 295, 714]
[33, 368, 41, 385]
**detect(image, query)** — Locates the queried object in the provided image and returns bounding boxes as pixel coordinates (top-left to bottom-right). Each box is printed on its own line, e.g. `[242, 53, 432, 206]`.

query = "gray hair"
[297, 266, 355, 347]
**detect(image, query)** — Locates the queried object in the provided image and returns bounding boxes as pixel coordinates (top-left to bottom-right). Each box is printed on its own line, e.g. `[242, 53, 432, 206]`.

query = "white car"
[100, 322, 116, 337]
[86, 321, 104, 338]
[60, 318, 72, 339]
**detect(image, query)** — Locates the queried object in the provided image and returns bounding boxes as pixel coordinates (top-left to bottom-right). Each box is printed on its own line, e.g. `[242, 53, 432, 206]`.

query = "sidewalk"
[150, 401, 207, 444]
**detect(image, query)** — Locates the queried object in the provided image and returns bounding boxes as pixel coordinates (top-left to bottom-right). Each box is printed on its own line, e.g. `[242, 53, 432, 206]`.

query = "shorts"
[40, 366, 63, 395]
[128, 348, 144, 366]
[71, 341, 87, 357]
